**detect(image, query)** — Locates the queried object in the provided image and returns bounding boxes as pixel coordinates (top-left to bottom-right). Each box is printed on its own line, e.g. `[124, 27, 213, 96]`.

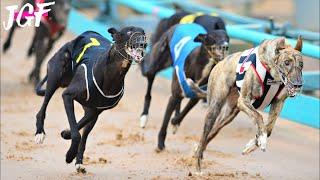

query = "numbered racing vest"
[235, 47, 286, 110]
[70, 31, 124, 110]
[169, 23, 207, 98]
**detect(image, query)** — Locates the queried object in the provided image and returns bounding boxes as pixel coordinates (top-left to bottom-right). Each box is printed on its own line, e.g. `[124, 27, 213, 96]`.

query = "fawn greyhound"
[189, 37, 304, 172]
[141, 23, 229, 151]
[140, 11, 227, 128]
[2, 0, 71, 86]
[34, 26, 147, 173]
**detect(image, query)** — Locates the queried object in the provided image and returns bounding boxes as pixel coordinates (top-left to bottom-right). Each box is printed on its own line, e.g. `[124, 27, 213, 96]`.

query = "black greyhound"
[139, 12, 227, 128]
[2, 0, 71, 86]
[141, 23, 229, 152]
[34, 26, 147, 173]
[151, 11, 226, 46]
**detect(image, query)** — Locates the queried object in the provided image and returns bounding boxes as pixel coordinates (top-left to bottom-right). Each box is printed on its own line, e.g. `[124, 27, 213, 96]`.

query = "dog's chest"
[235, 47, 285, 110]
[78, 63, 124, 110]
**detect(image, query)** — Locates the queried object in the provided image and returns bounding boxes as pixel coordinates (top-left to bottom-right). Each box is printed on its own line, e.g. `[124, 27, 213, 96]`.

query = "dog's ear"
[108, 27, 119, 41]
[273, 37, 286, 54]
[294, 35, 303, 52]
[194, 34, 207, 42]
[263, 37, 286, 62]
[108, 27, 118, 34]
[276, 37, 286, 49]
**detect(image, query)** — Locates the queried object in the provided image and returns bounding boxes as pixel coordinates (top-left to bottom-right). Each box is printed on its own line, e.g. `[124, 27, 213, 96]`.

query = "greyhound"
[2, 0, 71, 86]
[34, 26, 147, 173]
[151, 11, 226, 46]
[190, 37, 304, 172]
[140, 11, 227, 128]
[141, 23, 229, 152]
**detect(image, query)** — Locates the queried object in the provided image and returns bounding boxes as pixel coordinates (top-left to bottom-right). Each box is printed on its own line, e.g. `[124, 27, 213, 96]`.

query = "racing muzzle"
[125, 32, 147, 63]
[206, 42, 229, 61]
[276, 65, 303, 97]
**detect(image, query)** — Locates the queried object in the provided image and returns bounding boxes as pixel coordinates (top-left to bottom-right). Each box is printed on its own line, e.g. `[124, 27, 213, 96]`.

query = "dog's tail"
[35, 74, 48, 96]
[187, 78, 207, 99]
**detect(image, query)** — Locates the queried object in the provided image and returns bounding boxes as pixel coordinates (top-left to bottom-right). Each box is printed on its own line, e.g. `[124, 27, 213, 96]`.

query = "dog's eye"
[284, 60, 290, 66]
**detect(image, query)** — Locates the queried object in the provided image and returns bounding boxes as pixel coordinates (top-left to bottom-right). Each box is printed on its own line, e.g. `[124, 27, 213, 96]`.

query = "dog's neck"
[199, 45, 220, 64]
[199, 46, 209, 59]
[258, 46, 282, 82]
[93, 45, 132, 95]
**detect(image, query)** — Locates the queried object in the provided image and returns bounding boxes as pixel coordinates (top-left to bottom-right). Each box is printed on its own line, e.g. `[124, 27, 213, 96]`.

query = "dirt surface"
[1, 1, 319, 180]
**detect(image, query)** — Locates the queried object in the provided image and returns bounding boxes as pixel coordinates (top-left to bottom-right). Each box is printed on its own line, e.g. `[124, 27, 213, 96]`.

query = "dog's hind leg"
[27, 32, 37, 57]
[156, 95, 182, 152]
[171, 98, 199, 134]
[202, 89, 239, 150]
[205, 108, 239, 149]
[194, 88, 229, 172]
[2, 0, 31, 53]
[140, 75, 155, 128]
[2, 22, 19, 53]
[35, 76, 59, 144]
[75, 109, 100, 173]
[140, 33, 172, 128]
[30, 27, 54, 86]
[174, 100, 181, 117]
[35, 47, 71, 144]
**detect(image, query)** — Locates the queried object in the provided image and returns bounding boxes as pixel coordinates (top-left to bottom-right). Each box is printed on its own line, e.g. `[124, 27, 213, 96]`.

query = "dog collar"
[113, 43, 133, 63]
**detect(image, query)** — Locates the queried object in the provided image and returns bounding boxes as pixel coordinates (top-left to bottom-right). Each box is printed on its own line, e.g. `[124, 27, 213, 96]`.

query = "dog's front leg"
[171, 98, 199, 134]
[237, 96, 267, 153]
[76, 113, 99, 173]
[156, 96, 182, 152]
[266, 99, 285, 137]
[62, 89, 81, 164]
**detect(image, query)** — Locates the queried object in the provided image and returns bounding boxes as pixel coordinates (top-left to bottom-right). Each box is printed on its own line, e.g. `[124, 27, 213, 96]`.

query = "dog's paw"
[155, 146, 165, 153]
[171, 124, 179, 134]
[35, 132, 46, 144]
[75, 164, 86, 174]
[201, 100, 208, 108]
[61, 129, 71, 140]
[2, 42, 10, 53]
[257, 132, 267, 152]
[66, 150, 77, 164]
[192, 143, 200, 157]
[193, 171, 204, 176]
[140, 114, 148, 128]
[242, 138, 258, 155]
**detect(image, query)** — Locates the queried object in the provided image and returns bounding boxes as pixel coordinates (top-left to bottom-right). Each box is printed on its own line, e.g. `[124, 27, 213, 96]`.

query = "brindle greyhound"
[34, 26, 147, 173]
[2, 0, 71, 86]
[140, 11, 227, 128]
[142, 23, 229, 152]
[190, 37, 304, 172]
